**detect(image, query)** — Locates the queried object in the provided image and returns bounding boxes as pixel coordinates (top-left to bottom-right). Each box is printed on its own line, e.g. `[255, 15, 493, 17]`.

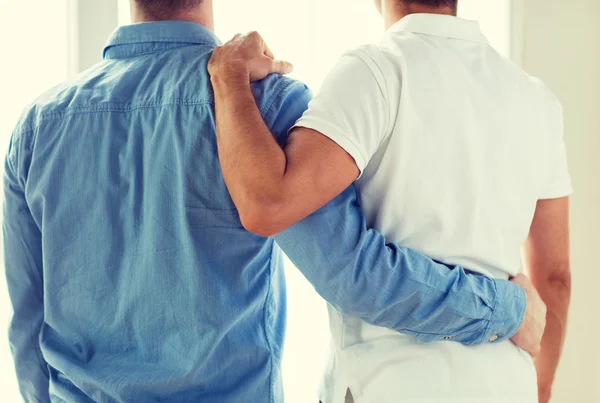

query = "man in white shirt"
[207, 0, 571, 402]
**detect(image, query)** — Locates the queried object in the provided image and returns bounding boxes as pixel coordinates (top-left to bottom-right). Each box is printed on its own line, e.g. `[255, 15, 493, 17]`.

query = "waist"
[327, 311, 538, 402]
[44, 330, 282, 402]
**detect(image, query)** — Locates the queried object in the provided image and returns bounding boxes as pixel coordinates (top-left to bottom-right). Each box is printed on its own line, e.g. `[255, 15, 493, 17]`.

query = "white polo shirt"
[294, 13, 572, 403]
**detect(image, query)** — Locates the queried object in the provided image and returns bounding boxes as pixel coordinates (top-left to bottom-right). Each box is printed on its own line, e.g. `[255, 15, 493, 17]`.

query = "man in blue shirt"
[3, 1, 544, 402]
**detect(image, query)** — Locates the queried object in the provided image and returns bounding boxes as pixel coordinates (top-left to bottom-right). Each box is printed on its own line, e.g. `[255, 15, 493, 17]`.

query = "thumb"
[271, 60, 294, 75]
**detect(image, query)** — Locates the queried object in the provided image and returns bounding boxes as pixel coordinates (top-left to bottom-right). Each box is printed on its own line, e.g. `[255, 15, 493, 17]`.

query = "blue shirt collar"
[103, 21, 221, 59]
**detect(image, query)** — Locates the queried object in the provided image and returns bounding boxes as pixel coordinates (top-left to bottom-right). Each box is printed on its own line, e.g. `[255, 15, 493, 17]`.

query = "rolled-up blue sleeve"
[275, 186, 526, 345]
[3, 133, 50, 403]
[262, 77, 526, 345]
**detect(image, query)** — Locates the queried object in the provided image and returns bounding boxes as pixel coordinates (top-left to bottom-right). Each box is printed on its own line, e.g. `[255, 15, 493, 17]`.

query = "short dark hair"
[403, 0, 458, 9]
[135, 0, 204, 20]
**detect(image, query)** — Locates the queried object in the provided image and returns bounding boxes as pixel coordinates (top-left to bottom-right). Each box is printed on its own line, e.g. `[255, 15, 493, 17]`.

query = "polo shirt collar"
[388, 13, 488, 44]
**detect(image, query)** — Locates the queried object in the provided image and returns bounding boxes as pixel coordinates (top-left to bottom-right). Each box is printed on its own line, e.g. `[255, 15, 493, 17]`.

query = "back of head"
[402, 0, 457, 12]
[134, 0, 204, 20]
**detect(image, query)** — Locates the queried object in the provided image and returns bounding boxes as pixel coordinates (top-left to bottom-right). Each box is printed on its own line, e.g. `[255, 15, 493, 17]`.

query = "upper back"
[12, 27, 241, 269]
[354, 15, 571, 277]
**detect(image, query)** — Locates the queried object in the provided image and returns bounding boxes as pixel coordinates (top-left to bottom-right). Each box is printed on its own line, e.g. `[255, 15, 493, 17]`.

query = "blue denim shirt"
[3, 21, 525, 403]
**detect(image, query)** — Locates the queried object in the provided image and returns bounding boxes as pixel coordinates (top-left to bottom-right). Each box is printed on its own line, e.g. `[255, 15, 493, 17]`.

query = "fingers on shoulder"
[247, 31, 262, 41]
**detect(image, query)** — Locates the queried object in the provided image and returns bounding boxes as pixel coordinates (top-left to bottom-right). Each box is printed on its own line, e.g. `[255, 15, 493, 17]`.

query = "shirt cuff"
[480, 279, 527, 344]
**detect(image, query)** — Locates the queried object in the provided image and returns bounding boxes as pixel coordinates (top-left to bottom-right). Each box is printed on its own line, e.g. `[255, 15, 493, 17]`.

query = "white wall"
[0, 3, 70, 399]
[515, 1, 600, 401]
[68, 0, 119, 74]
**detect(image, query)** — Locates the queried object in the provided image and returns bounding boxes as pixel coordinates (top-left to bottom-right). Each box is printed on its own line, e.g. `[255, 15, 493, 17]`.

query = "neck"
[130, 1, 215, 31]
[382, 2, 456, 30]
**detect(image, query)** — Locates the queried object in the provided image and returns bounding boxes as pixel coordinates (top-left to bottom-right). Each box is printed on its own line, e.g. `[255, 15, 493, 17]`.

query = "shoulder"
[12, 81, 76, 140]
[7, 77, 79, 170]
[528, 76, 563, 114]
[314, 44, 401, 123]
[339, 44, 402, 101]
[498, 55, 562, 114]
[251, 75, 311, 117]
[251, 75, 312, 137]
[344, 44, 390, 65]
[340, 45, 389, 81]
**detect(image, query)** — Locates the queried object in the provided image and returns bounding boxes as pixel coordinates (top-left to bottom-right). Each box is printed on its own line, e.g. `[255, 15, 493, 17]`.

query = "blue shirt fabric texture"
[3, 21, 526, 403]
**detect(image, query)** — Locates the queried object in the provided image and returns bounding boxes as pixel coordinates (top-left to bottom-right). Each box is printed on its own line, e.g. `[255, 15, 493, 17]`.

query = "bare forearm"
[208, 34, 362, 235]
[211, 73, 287, 218]
[532, 273, 571, 402]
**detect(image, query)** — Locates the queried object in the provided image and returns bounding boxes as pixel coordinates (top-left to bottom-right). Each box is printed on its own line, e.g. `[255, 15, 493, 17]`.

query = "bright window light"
[214, 0, 382, 92]
[459, 0, 511, 57]
[118, 0, 132, 26]
[0, 2, 69, 400]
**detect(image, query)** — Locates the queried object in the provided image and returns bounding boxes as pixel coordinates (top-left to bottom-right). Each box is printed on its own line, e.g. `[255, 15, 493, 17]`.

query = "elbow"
[534, 262, 571, 290]
[237, 197, 288, 237]
[547, 266, 572, 289]
[240, 211, 280, 237]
